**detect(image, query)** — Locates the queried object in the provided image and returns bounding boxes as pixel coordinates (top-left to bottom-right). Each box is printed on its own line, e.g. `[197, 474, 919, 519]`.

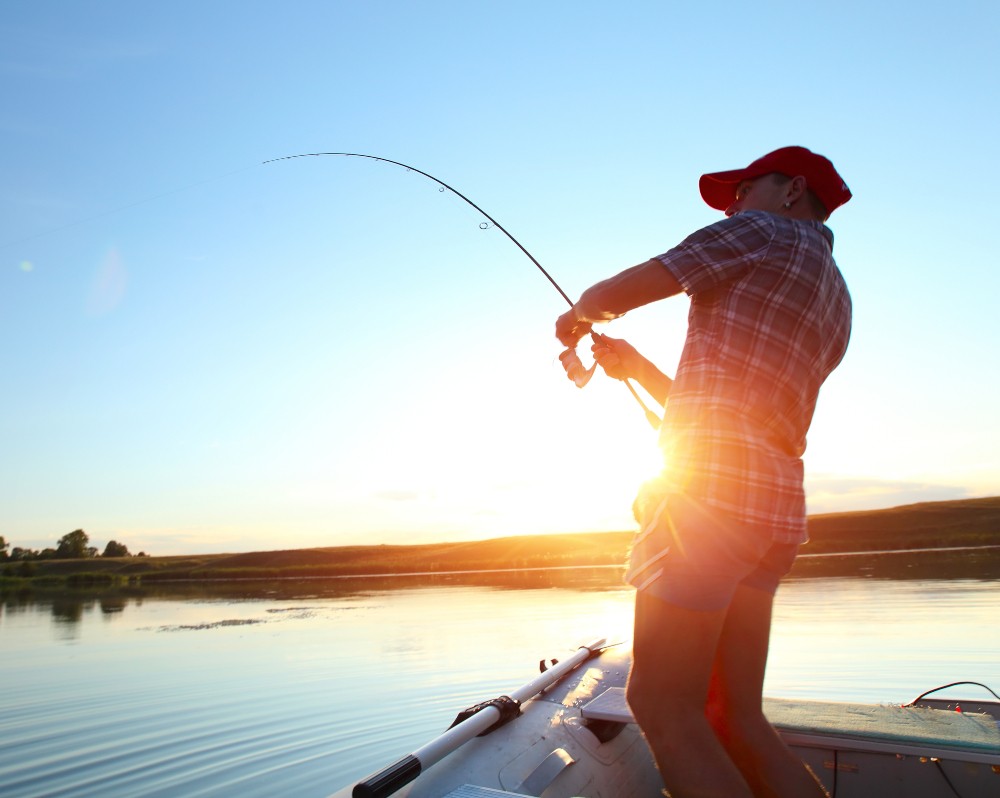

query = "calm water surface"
[1, 569, 998, 797]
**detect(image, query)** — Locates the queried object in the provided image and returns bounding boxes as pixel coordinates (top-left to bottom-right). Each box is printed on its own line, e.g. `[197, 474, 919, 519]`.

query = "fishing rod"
[262, 152, 661, 429]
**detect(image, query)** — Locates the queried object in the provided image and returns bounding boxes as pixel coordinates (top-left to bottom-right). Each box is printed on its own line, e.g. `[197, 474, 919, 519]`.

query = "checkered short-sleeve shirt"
[654, 211, 852, 542]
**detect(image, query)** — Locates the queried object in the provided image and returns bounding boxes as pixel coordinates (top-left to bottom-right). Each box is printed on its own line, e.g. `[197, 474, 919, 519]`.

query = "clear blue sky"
[2, 1, 998, 555]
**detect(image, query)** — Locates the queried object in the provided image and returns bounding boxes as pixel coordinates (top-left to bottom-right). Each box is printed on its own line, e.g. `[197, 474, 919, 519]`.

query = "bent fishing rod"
[263, 152, 661, 429]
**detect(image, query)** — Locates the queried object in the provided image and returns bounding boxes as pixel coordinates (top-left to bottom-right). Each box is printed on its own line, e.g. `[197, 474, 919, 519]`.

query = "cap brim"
[698, 168, 750, 211]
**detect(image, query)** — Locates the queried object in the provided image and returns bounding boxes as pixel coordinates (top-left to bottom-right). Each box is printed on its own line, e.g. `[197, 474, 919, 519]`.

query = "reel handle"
[559, 333, 661, 430]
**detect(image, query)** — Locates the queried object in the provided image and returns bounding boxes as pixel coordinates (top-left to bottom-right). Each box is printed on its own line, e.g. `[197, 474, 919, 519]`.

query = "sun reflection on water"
[2, 574, 997, 798]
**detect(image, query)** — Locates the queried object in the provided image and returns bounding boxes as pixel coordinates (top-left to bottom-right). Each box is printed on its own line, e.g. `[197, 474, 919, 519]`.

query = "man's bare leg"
[706, 584, 829, 798]
[627, 591, 753, 798]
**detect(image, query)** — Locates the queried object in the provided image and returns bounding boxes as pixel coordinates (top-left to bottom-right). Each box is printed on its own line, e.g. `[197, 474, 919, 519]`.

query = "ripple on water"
[0, 578, 996, 797]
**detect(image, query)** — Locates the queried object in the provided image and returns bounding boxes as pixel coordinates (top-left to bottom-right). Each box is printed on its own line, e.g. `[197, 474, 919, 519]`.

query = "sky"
[1, 1, 998, 556]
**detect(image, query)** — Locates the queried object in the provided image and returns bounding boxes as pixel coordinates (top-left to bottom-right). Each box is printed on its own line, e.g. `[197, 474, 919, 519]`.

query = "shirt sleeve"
[655, 211, 776, 296]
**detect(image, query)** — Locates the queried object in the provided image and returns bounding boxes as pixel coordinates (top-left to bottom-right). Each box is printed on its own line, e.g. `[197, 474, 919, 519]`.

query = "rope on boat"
[906, 680, 1000, 706]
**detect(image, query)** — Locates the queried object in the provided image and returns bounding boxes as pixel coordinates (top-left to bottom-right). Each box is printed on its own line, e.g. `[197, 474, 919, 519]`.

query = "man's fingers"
[593, 351, 626, 380]
[556, 321, 592, 348]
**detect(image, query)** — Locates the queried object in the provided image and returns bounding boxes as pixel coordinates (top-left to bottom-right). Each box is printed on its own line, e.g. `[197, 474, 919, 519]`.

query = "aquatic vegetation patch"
[156, 618, 267, 632]
[263, 606, 318, 620]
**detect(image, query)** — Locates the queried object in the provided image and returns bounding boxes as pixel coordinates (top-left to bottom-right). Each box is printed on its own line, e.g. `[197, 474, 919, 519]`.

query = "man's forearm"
[633, 358, 673, 407]
[573, 259, 684, 323]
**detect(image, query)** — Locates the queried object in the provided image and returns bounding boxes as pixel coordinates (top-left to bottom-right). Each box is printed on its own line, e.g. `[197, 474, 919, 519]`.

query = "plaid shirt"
[653, 210, 852, 543]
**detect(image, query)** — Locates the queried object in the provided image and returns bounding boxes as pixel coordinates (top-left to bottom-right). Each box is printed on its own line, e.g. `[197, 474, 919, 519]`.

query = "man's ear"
[786, 175, 808, 203]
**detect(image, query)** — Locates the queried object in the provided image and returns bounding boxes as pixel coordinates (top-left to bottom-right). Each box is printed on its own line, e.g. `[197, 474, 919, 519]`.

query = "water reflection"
[0, 566, 626, 620]
[100, 596, 127, 615]
[0, 558, 996, 798]
[51, 598, 87, 624]
[789, 545, 1000, 580]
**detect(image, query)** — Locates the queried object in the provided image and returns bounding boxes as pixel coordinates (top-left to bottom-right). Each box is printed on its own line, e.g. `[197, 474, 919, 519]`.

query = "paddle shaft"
[352, 638, 606, 798]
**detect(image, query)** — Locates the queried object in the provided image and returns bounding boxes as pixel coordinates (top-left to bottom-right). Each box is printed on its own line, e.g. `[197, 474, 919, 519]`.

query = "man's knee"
[627, 662, 703, 731]
[625, 665, 655, 716]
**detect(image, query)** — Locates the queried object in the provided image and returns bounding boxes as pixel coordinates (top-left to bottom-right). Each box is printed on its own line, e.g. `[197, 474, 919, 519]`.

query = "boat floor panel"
[582, 687, 1000, 755]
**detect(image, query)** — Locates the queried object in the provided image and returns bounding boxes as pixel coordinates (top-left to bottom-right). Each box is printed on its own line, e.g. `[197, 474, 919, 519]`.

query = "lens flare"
[85, 247, 127, 315]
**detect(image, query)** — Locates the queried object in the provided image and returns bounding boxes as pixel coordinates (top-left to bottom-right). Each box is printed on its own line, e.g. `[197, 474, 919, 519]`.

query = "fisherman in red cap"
[556, 147, 852, 798]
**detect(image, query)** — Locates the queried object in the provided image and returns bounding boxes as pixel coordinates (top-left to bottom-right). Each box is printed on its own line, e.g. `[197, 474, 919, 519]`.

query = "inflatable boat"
[331, 638, 1000, 798]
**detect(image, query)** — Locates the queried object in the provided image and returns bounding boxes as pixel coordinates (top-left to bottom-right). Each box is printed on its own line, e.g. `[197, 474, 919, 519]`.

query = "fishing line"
[263, 152, 574, 305]
[263, 152, 662, 429]
[8, 151, 660, 426]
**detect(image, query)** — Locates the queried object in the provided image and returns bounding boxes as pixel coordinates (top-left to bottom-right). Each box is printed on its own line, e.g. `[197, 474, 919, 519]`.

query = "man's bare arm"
[556, 258, 683, 346]
[592, 336, 673, 407]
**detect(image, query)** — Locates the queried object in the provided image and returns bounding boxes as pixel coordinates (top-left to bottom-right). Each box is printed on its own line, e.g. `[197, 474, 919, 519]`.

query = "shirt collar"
[808, 220, 835, 250]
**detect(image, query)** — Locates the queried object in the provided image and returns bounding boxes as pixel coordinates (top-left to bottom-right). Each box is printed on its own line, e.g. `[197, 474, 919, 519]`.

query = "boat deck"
[581, 687, 1000, 764]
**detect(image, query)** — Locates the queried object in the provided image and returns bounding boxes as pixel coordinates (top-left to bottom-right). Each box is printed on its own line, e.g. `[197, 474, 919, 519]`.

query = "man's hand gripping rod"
[263, 153, 661, 428]
[559, 332, 661, 430]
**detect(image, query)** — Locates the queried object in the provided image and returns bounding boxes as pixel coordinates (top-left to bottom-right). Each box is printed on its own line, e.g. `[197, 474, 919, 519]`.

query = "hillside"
[11, 496, 1000, 583]
[804, 496, 1000, 552]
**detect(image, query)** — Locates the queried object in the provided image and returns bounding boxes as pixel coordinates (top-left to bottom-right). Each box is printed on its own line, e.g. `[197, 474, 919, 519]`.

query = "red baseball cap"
[699, 146, 852, 216]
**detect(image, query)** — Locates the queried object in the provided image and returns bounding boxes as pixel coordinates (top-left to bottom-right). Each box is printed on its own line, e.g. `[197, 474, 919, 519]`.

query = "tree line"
[0, 529, 145, 562]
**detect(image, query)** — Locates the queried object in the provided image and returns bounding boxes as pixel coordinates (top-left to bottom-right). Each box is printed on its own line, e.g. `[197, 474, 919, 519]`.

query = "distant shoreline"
[3, 496, 999, 587]
[119, 544, 1000, 583]
[797, 543, 1000, 559]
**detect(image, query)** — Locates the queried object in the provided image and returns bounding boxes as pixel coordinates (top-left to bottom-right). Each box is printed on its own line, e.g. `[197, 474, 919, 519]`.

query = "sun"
[326, 345, 671, 544]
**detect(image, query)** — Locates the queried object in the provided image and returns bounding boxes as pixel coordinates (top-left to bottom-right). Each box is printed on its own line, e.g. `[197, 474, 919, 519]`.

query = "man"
[555, 146, 852, 798]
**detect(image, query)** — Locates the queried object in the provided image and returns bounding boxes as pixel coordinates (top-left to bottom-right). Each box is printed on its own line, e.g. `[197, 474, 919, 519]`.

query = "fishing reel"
[263, 152, 659, 429]
[558, 343, 598, 389]
[558, 334, 661, 430]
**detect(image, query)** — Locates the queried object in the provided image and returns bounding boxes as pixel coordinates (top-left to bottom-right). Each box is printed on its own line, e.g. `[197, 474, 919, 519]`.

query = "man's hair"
[804, 189, 830, 221]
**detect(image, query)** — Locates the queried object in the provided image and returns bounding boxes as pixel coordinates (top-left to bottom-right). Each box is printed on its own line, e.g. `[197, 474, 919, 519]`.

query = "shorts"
[625, 492, 799, 611]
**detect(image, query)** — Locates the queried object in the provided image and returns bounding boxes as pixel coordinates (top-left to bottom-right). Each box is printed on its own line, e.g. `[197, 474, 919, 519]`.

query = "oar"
[351, 637, 608, 798]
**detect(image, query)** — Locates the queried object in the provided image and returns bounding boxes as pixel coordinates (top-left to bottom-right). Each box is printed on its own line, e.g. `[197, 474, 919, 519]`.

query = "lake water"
[1, 567, 998, 797]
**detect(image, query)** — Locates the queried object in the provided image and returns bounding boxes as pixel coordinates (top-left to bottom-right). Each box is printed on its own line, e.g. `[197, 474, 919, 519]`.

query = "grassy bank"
[801, 496, 1000, 553]
[4, 496, 999, 585]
